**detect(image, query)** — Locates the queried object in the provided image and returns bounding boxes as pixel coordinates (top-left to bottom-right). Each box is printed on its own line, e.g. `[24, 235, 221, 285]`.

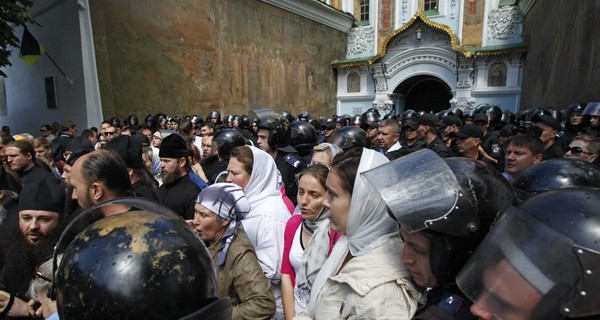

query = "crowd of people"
[0, 101, 598, 319]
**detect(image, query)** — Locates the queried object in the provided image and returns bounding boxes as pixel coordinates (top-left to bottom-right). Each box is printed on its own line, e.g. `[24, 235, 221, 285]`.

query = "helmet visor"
[362, 149, 460, 233]
[457, 207, 586, 319]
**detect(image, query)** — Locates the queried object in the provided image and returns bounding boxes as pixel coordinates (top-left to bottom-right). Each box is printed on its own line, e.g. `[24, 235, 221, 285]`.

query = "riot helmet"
[458, 188, 600, 319]
[383, 111, 397, 120]
[329, 126, 369, 151]
[190, 115, 203, 125]
[297, 111, 311, 122]
[363, 149, 514, 284]
[213, 128, 247, 160]
[281, 111, 294, 123]
[437, 109, 452, 119]
[401, 109, 418, 122]
[361, 108, 380, 126]
[448, 106, 463, 120]
[110, 117, 121, 128]
[566, 103, 585, 127]
[352, 115, 363, 127]
[512, 158, 600, 203]
[307, 118, 319, 131]
[55, 201, 232, 320]
[290, 120, 317, 156]
[480, 104, 503, 128]
[207, 111, 222, 125]
[582, 101, 600, 117]
[127, 115, 139, 126]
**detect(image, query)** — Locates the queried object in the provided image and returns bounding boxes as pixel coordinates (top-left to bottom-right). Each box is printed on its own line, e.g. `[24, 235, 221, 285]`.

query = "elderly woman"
[227, 145, 291, 319]
[193, 183, 275, 319]
[28, 256, 61, 320]
[281, 164, 341, 319]
[307, 147, 423, 319]
[310, 143, 342, 166]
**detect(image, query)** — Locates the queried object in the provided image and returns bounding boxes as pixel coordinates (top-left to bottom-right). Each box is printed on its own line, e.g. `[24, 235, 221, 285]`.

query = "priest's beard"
[4, 224, 63, 272]
[161, 166, 182, 185]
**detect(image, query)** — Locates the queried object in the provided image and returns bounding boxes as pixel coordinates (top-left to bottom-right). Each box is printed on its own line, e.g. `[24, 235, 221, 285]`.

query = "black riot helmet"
[499, 111, 515, 125]
[566, 103, 585, 127]
[458, 188, 600, 319]
[127, 115, 139, 126]
[401, 109, 418, 121]
[213, 128, 247, 160]
[480, 104, 503, 128]
[512, 158, 600, 203]
[307, 118, 319, 131]
[145, 114, 157, 127]
[329, 126, 369, 151]
[207, 111, 222, 125]
[281, 111, 294, 123]
[448, 106, 463, 120]
[110, 117, 121, 128]
[297, 111, 311, 122]
[352, 115, 363, 127]
[364, 149, 514, 285]
[190, 115, 203, 125]
[361, 108, 380, 127]
[290, 120, 318, 157]
[55, 205, 231, 320]
[583, 101, 600, 117]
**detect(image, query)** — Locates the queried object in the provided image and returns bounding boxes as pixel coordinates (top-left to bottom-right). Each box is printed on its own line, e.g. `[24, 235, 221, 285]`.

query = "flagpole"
[44, 52, 73, 87]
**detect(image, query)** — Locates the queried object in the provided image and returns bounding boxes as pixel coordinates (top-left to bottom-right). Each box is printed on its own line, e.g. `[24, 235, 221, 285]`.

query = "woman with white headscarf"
[227, 145, 291, 319]
[194, 183, 276, 319]
[306, 148, 424, 319]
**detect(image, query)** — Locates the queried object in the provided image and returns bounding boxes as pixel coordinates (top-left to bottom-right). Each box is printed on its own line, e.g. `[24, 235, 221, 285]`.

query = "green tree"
[0, 0, 33, 77]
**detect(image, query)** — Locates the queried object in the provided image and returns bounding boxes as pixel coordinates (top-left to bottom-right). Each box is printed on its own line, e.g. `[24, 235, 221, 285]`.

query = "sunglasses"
[34, 266, 53, 283]
[569, 146, 591, 156]
[105, 131, 116, 135]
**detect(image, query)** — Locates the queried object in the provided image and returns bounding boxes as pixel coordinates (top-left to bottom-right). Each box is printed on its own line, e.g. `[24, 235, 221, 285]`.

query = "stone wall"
[521, 1, 600, 109]
[90, 0, 348, 120]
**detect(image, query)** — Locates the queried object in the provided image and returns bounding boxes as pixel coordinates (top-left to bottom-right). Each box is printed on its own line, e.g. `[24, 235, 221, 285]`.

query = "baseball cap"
[449, 124, 484, 139]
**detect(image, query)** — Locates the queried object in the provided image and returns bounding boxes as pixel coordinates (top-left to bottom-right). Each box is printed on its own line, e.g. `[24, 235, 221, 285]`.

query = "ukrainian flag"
[19, 28, 44, 66]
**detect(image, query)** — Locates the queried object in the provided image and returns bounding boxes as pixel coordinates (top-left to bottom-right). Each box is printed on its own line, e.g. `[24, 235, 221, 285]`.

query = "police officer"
[251, 108, 306, 205]
[457, 188, 600, 320]
[364, 149, 514, 319]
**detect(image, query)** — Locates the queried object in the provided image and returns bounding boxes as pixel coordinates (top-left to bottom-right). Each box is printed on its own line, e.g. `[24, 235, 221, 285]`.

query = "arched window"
[488, 63, 507, 87]
[347, 72, 361, 93]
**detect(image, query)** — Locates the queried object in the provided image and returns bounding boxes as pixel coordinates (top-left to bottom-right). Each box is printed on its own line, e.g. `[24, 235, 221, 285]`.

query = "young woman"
[280, 164, 340, 319]
[307, 147, 424, 319]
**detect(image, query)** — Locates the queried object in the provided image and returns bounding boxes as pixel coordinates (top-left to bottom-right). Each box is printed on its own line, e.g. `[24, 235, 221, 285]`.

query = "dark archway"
[394, 75, 452, 113]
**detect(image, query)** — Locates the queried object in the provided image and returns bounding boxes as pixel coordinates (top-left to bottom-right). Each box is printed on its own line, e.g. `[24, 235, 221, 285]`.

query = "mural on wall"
[90, 0, 347, 119]
[462, 0, 484, 46]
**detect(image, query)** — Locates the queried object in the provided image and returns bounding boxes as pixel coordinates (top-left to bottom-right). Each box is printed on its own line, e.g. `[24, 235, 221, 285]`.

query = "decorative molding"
[260, 0, 354, 33]
[488, 6, 523, 40]
[450, 97, 477, 109]
[450, 0, 456, 19]
[347, 26, 375, 56]
[402, 0, 409, 23]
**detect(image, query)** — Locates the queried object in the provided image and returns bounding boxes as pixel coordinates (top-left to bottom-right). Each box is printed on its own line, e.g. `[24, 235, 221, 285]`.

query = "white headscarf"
[308, 148, 398, 315]
[244, 146, 290, 222]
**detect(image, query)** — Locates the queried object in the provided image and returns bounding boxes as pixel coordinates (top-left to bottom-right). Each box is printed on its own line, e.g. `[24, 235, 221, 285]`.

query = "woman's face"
[193, 204, 228, 243]
[323, 170, 351, 233]
[311, 150, 331, 166]
[226, 157, 251, 189]
[297, 174, 327, 221]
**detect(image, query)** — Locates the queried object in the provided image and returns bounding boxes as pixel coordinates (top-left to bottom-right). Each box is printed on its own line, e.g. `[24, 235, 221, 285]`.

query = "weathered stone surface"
[90, 0, 347, 119]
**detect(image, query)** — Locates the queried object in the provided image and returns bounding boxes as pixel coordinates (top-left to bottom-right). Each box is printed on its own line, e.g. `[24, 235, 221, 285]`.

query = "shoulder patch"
[284, 154, 307, 170]
[438, 291, 465, 315]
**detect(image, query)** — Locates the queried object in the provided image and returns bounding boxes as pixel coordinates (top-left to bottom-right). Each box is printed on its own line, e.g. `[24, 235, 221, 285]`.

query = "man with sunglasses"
[0, 178, 65, 318]
[565, 134, 599, 165]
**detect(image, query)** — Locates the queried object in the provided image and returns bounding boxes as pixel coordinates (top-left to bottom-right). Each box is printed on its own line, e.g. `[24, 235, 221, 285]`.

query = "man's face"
[377, 125, 400, 151]
[151, 136, 162, 148]
[67, 126, 77, 136]
[160, 158, 183, 185]
[504, 144, 541, 177]
[257, 128, 272, 152]
[400, 228, 437, 288]
[456, 137, 480, 155]
[323, 127, 335, 138]
[34, 146, 51, 162]
[565, 140, 598, 164]
[104, 127, 118, 141]
[366, 127, 378, 139]
[39, 127, 51, 137]
[200, 126, 213, 137]
[569, 113, 583, 126]
[6, 146, 32, 173]
[404, 127, 417, 141]
[534, 122, 556, 144]
[100, 123, 111, 134]
[201, 136, 213, 159]
[470, 259, 543, 320]
[19, 210, 60, 245]
[69, 158, 95, 209]
[417, 124, 429, 140]
[590, 115, 600, 127]
[61, 163, 72, 186]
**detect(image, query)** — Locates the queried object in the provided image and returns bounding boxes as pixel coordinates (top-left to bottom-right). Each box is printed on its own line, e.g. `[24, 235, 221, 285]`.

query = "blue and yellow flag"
[19, 28, 45, 66]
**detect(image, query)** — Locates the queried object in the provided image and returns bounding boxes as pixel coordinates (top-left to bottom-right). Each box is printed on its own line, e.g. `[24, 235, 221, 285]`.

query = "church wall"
[90, 0, 348, 120]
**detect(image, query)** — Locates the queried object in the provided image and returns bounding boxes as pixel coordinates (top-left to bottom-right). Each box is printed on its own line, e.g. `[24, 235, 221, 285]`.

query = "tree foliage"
[0, 0, 33, 77]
